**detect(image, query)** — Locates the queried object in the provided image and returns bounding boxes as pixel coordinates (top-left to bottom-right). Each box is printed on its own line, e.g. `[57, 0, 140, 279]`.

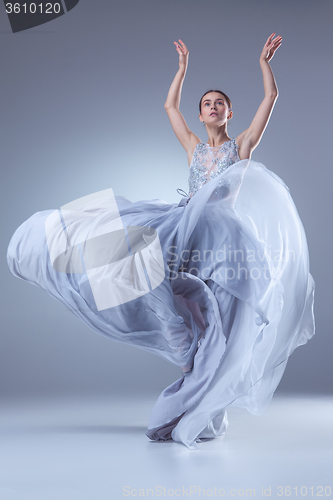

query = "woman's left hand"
[260, 33, 282, 63]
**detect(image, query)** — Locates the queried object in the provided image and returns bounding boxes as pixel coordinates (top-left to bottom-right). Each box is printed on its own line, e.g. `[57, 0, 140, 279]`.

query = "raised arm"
[164, 39, 200, 164]
[238, 33, 282, 160]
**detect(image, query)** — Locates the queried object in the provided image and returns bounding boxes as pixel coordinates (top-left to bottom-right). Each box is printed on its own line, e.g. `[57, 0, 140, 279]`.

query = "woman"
[7, 34, 315, 450]
[166, 35, 280, 165]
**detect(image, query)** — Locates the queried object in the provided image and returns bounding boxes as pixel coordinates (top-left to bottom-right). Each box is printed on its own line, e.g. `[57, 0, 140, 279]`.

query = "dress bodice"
[188, 138, 240, 198]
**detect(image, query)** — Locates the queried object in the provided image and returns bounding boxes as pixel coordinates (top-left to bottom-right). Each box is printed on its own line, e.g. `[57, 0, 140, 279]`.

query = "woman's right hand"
[165, 38, 200, 160]
[174, 39, 189, 69]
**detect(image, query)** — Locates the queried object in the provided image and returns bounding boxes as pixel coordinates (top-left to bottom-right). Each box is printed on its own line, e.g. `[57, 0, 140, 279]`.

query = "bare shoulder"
[235, 130, 253, 160]
[187, 133, 202, 167]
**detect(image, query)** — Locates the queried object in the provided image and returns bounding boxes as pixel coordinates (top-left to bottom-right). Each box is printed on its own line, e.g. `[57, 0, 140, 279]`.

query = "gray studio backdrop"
[1, 0, 331, 401]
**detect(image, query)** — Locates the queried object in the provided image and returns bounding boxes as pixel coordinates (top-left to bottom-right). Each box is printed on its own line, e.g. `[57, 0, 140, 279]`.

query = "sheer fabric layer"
[6, 158, 315, 449]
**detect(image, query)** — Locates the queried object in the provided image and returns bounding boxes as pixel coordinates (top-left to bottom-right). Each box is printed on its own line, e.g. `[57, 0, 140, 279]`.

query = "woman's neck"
[205, 126, 230, 147]
[207, 135, 230, 148]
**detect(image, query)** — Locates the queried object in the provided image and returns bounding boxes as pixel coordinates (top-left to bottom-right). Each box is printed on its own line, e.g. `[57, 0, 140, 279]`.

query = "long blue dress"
[6, 138, 315, 449]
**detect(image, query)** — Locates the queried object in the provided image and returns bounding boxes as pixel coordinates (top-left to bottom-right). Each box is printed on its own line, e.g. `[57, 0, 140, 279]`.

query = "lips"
[210, 112, 217, 116]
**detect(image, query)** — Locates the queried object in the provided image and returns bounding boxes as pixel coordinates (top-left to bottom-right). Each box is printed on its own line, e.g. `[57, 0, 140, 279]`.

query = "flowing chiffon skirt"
[6, 158, 315, 449]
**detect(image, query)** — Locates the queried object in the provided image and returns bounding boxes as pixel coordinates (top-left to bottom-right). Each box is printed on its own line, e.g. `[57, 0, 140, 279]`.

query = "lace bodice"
[188, 138, 240, 198]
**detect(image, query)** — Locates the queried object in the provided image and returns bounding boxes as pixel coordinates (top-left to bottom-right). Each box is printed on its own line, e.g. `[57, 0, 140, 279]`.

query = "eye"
[204, 102, 209, 106]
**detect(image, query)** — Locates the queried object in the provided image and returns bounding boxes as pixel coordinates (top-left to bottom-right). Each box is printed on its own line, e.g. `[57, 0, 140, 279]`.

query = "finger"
[271, 43, 282, 55]
[179, 39, 188, 52]
[176, 40, 184, 51]
[266, 34, 275, 47]
[174, 44, 181, 55]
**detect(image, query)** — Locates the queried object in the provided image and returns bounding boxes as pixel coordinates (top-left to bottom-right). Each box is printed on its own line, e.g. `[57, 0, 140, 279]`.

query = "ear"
[199, 113, 203, 122]
[228, 110, 233, 120]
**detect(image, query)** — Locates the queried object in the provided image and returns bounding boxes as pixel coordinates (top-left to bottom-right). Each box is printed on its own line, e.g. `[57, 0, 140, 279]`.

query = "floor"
[0, 394, 332, 500]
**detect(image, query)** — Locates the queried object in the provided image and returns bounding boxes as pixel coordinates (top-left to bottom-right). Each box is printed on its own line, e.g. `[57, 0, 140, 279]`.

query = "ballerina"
[167, 34, 281, 170]
[6, 34, 315, 450]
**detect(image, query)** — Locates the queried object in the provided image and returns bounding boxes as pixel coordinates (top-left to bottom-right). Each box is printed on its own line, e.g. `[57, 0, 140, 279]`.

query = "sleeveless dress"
[6, 138, 315, 449]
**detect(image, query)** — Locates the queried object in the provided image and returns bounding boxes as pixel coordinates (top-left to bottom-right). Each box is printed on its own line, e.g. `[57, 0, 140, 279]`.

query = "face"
[199, 92, 232, 124]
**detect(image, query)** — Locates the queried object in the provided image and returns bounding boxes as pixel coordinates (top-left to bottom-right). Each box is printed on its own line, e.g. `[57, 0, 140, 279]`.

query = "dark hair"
[199, 90, 232, 113]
